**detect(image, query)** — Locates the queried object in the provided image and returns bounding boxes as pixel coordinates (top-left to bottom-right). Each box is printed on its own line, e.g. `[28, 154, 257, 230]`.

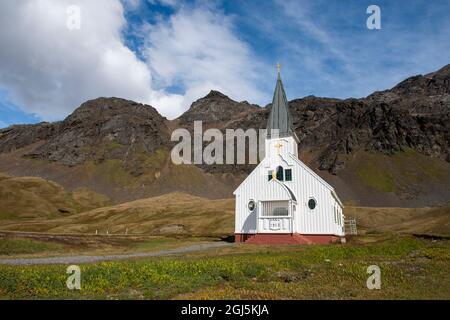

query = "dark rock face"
[25, 97, 170, 167]
[283, 66, 450, 174]
[0, 122, 58, 153]
[366, 64, 450, 115]
[179, 90, 260, 125]
[312, 100, 449, 174]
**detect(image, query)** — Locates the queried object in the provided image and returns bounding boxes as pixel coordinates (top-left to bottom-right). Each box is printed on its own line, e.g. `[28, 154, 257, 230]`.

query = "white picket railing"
[344, 218, 358, 235]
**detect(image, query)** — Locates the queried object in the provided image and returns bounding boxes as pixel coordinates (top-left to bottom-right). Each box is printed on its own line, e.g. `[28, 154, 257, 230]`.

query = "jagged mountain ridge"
[0, 64, 449, 206]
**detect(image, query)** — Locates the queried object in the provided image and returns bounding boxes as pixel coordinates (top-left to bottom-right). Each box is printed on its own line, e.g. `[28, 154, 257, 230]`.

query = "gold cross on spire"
[276, 62, 281, 74]
[274, 141, 283, 155]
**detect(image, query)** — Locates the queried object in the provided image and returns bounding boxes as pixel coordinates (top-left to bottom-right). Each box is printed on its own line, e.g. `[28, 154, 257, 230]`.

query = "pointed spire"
[267, 64, 294, 138]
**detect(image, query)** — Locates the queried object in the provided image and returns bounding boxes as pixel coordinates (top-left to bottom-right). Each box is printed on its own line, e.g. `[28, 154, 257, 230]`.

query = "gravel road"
[0, 242, 233, 266]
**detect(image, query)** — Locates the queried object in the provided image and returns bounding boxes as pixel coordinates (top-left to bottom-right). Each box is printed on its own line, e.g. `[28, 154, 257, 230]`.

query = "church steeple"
[267, 64, 294, 138]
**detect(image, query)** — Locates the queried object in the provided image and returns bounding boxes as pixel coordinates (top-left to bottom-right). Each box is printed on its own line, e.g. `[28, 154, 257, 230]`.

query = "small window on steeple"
[285, 169, 292, 181]
[268, 171, 273, 181]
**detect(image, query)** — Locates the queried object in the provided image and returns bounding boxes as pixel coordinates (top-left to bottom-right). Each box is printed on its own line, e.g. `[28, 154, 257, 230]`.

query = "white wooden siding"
[234, 137, 345, 237]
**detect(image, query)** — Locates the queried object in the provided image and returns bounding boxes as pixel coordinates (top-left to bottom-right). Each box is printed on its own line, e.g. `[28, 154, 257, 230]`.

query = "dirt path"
[0, 242, 233, 266]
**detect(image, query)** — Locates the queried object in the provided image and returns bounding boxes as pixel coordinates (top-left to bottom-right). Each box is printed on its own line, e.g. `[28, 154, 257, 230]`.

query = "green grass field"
[0, 234, 210, 258]
[0, 238, 64, 256]
[0, 235, 449, 300]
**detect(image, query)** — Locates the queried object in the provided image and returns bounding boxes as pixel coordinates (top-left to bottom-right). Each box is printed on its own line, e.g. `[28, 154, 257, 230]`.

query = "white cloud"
[0, 0, 178, 120]
[143, 6, 268, 112]
[0, 1, 267, 121]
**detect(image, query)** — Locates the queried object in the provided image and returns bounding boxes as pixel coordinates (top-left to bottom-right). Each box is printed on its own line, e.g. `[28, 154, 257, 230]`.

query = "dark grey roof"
[267, 72, 294, 137]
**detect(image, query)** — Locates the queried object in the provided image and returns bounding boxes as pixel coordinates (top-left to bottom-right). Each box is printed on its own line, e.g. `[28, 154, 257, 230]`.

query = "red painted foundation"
[235, 233, 341, 245]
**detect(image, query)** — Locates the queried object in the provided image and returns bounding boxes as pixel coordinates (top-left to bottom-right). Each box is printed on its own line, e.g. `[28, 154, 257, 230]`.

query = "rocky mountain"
[0, 64, 449, 206]
[3, 98, 170, 169]
[366, 64, 450, 113]
[178, 90, 261, 125]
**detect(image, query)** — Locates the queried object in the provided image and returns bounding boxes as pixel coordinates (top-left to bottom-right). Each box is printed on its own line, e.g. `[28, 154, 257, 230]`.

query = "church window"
[308, 198, 317, 210]
[285, 169, 292, 181]
[261, 201, 289, 217]
[248, 200, 256, 212]
[273, 207, 289, 216]
[276, 166, 284, 181]
[268, 171, 273, 181]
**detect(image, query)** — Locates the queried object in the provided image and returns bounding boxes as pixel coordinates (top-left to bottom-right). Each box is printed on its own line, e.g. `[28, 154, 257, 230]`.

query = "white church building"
[234, 69, 345, 244]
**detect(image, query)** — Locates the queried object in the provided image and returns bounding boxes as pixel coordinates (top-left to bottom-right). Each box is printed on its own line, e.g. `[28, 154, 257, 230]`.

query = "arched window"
[276, 166, 284, 181]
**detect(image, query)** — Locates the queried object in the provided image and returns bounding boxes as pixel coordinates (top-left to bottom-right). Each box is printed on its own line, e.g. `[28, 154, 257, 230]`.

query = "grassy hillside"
[0, 170, 447, 237]
[354, 149, 449, 193]
[0, 192, 234, 236]
[0, 173, 110, 220]
[345, 204, 450, 236]
[326, 149, 450, 207]
[0, 146, 242, 202]
[1, 188, 448, 238]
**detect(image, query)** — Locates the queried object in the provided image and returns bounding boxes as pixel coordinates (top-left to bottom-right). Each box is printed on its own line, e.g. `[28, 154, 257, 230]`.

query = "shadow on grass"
[220, 235, 235, 243]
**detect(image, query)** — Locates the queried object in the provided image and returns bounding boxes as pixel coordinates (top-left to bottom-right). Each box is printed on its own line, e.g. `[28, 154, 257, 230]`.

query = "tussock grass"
[345, 204, 450, 236]
[2, 192, 448, 238]
[0, 236, 448, 299]
[354, 149, 450, 194]
[0, 192, 234, 236]
[0, 174, 110, 220]
[0, 238, 63, 256]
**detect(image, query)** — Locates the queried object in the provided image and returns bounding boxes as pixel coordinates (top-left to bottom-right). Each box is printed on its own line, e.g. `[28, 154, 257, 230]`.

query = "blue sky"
[0, 0, 449, 127]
